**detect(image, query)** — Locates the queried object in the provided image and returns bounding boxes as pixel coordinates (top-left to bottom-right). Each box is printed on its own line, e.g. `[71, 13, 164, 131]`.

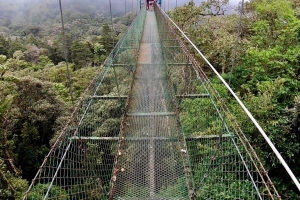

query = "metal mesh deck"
[110, 10, 190, 199]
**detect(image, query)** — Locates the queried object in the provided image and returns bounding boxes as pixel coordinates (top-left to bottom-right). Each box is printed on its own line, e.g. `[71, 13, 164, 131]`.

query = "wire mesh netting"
[22, 2, 289, 200]
[109, 10, 192, 199]
[23, 7, 146, 200]
[155, 4, 281, 200]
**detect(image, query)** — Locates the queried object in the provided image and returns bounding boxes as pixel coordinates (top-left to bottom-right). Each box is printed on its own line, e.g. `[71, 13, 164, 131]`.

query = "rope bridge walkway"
[23, 3, 299, 200]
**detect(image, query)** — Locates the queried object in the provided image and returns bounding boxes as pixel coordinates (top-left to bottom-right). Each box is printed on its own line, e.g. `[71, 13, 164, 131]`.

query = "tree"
[100, 23, 116, 54]
[227, 0, 300, 197]
[0, 36, 9, 57]
[169, 1, 238, 73]
[0, 55, 7, 77]
[0, 159, 28, 200]
[170, 0, 300, 197]
[8, 39, 26, 58]
[0, 77, 28, 199]
[49, 33, 73, 65]
[71, 40, 94, 70]
[169, 0, 231, 30]
[94, 42, 106, 65]
[0, 77, 67, 180]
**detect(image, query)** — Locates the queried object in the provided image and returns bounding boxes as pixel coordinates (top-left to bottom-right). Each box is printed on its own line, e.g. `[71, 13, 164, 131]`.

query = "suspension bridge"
[23, 2, 300, 200]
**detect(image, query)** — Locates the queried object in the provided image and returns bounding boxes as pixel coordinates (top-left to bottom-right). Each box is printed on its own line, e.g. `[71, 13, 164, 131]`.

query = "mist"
[0, 0, 242, 27]
[0, 0, 242, 12]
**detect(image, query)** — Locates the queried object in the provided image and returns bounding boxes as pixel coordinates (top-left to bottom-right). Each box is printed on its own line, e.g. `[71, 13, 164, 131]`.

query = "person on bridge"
[158, 0, 161, 6]
[146, 0, 150, 10]
[149, 0, 155, 10]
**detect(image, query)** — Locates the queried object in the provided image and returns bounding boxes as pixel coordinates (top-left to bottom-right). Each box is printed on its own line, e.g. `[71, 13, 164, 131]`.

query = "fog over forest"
[0, 0, 241, 40]
[0, 0, 240, 17]
[0, 0, 241, 41]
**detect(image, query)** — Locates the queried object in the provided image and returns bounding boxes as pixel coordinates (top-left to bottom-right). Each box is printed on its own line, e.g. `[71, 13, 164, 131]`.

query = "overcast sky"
[0, 0, 242, 7]
[0, 0, 243, 15]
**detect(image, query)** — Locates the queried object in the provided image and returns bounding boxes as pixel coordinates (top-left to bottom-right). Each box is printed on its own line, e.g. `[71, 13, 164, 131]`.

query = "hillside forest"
[0, 0, 137, 199]
[0, 0, 300, 199]
[169, 0, 300, 198]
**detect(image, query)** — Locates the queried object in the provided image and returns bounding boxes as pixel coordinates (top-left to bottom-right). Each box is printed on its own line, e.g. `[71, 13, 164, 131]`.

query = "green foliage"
[196, 176, 256, 199]
[170, 2, 238, 73]
[93, 118, 121, 137]
[158, 177, 188, 198]
[171, 0, 300, 197]
[0, 2, 133, 199]
[0, 76, 68, 181]
[52, 83, 71, 102]
[180, 78, 227, 137]
[82, 99, 123, 134]
[100, 23, 116, 55]
[94, 43, 106, 65]
[181, 98, 213, 136]
[71, 66, 99, 98]
[8, 40, 26, 58]
[41, 62, 71, 82]
[121, 183, 149, 199]
[27, 183, 69, 200]
[250, 0, 299, 48]
[116, 49, 135, 71]
[0, 58, 8, 77]
[255, 0, 295, 22]
[13, 51, 25, 61]
[0, 160, 28, 200]
[35, 55, 54, 70]
[71, 40, 94, 70]
[0, 55, 7, 64]
[0, 36, 9, 56]
[1, 0, 298, 198]
[68, 180, 106, 200]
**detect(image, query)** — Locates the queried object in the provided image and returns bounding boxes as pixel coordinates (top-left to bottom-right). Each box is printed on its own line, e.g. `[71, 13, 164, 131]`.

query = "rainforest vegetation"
[169, 0, 300, 198]
[0, 0, 136, 198]
[0, 0, 299, 199]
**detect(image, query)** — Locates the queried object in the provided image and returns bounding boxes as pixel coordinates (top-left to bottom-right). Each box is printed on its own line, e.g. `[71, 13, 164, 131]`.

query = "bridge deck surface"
[112, 8, 190, 199]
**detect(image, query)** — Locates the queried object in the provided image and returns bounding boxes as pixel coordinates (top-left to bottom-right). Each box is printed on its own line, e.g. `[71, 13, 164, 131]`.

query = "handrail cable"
[59, 0, 74, 107]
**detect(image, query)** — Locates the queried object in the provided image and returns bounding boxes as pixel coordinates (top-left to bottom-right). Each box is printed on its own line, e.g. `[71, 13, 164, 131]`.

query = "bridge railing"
[23, 8, 146, 200]
[154, 2, 299, 199]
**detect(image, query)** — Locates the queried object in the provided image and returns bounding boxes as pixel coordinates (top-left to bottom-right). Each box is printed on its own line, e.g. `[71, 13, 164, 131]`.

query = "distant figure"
[158, 0, 162, 6]
[149, 0, 154, 11]
[146, 0, 150, 10]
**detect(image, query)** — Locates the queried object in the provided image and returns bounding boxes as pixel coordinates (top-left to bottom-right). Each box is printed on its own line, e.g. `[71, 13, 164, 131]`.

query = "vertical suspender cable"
[42, 1, 76, 198]
[59, 0, 74, 107]
[109, 0, 121, 99]
[228, 0, 244, 86]
[109, 0, 115, 48]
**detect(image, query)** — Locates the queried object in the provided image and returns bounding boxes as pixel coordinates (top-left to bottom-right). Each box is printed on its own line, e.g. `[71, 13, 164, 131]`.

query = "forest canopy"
[169, 0, 300, 198]
[0, 0, 137, 199]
